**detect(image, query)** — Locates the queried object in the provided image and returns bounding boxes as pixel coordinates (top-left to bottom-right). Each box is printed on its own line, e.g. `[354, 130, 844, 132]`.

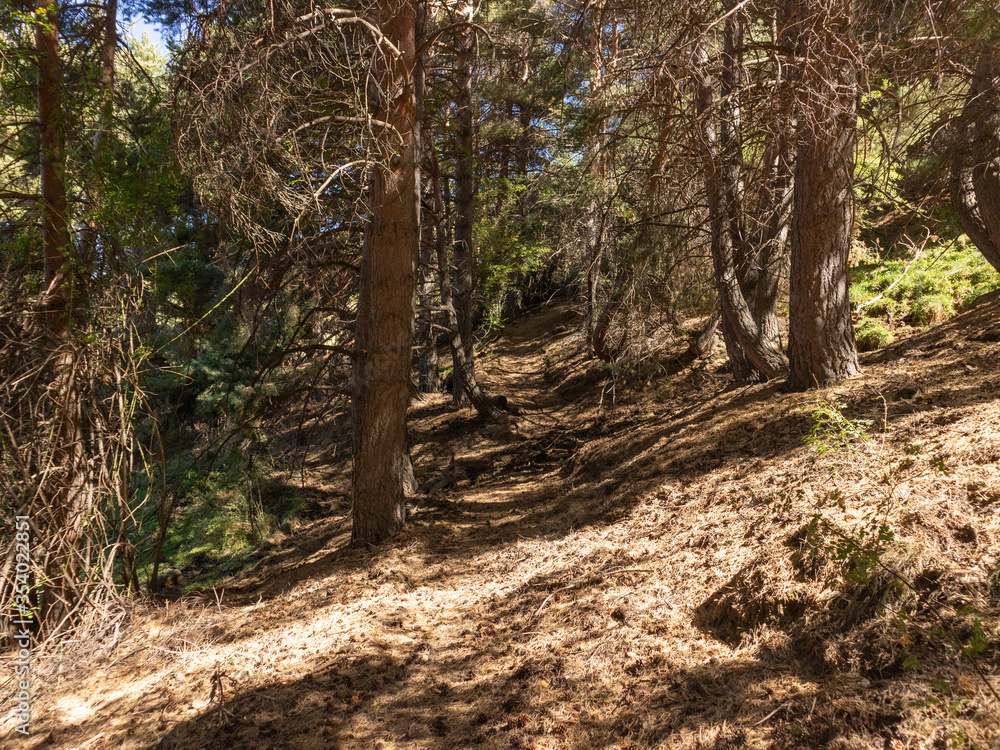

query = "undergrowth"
[802, 399, 875, 455]
[796, 397, 998, 717]
[850, 235, 1000, 350]
[137, 446, 310, 590]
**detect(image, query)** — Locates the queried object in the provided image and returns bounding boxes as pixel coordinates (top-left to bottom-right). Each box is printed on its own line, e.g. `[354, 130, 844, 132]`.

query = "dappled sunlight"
[10, 300, 1000, 749]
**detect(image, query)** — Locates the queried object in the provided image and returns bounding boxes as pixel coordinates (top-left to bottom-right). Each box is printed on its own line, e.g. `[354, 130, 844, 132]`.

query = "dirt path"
[5, 301, 1000, 750]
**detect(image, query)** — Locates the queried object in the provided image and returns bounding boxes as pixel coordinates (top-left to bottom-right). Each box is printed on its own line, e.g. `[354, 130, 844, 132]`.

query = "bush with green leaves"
[477, 208, 552, 329]
[475, 172, 569, 329]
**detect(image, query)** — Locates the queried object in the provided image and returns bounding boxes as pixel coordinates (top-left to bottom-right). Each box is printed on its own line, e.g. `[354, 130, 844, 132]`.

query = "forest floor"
[5, 297, 1000, 750]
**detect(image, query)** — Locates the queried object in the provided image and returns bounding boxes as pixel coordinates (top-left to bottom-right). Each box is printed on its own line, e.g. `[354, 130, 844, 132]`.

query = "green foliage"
[989, 561, 1000, 598]
[931, 678, 953, 696]
[140, 448, 302, 587]
[799, 512, 896, 586]
[930, 455, 951, 475]
[909, 292, 955, 325]
[962, 618, 989, 658]
[851, 238, 1000, 341]
[855, 319, 894, 352]
[476, 198, 552, 329]
[803, 400, 874, 455]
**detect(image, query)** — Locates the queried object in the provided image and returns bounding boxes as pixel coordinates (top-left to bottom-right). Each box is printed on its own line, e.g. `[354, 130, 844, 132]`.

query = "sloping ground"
[4, 298, 1000, 750]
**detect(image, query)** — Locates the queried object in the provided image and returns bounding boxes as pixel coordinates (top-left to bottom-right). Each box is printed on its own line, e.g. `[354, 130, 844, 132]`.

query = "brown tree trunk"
[351, 0, 418, 546]
[749, 125, 794, 347]
[747, 4, 795, 350]
[427, 10, 502, 421]
[785, 0, 860, 391]
[37, 2, 73, 339]
[34, 0, 88, 633]
[584, 213, 604, 357]
[593, 278, 628, 363]
[78, 0, 116, 272]
[429, 132, 502, 420]
[452, 0, 477, 402]
[719, 313, 756, 381]
[691, 307, 721, 357]
[950, 45, 1000, 273]
[583, 13, 607, 357]
[694, 28, 788, 382]
[718, 10, 758, 384]
[416, 211, 441, 392]
[413, 1, 439, 393]
[517, 103, 531, 214]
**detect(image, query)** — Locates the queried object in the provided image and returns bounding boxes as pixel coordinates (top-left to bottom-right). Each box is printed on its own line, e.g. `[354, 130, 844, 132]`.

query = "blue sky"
[124, 13, 168, 56]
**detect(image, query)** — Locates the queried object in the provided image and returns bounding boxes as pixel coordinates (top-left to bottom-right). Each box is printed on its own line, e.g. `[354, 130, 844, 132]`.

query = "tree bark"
[424, 13, 503, 421]
[583, 13, 608, 357]
[78, 0, 116, 273]
[593, 278, 628, 363]
[351, 0, 418, 546]
[452, 0, 478, 402]
[691, 307, 721, 357]
[749, 124, 794, 347]
[429, 132, 502, 421]
[950, 45, 1000, 273]
[34, 0, 89, 633]
[785, 0, 860, 391]
[694, 28, 788, 381]
[37, 2, 73, 339]
[416, 205, 441, 392]
[413, 1, 439, 393]
[747, 3, 796, 351]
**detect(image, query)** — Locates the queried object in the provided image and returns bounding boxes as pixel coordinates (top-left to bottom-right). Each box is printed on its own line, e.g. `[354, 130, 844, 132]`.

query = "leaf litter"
[3, 299, 1000, 749]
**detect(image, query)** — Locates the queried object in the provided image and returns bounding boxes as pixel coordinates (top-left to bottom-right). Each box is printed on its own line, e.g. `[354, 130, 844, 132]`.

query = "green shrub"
[906, 293, 955, 326]
[855, 320, 894, 351]
[851, 238, 1000, 338]
[803, 400, 873, 456]
[136, 447, 292, 588]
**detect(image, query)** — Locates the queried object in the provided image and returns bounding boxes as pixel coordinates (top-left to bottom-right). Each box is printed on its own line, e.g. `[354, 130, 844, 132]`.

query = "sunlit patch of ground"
[4, 299, 999, 749]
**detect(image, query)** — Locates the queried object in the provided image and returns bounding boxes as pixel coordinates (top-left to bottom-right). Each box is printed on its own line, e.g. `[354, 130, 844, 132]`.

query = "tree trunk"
[351, 0, 418, 547]
[694, 28, 788, 382]
[37, 3, 73, 340]
[593, 278, 628, 363]
[413, 1, 439, 393]
[584, 213, 604, 357]
[583, 15, 607, 357]
[950, 45, 1000, 273]
[416, 210, 441, 392]
[719, 312, 756, 381]
[691, 307, 721, 357]
[747, 4, 795, 350]
[517, 103, 531, 215]
[34, 0, 89, 634]
[429, 11, 503, 421]
[749, 124, 794, 347]
[430, 134, 502, 421]
[719, 10, 759, 384]
[78, 0, 116, 272]
[452, 0, 478, 402]
[785, 0, 860, 391]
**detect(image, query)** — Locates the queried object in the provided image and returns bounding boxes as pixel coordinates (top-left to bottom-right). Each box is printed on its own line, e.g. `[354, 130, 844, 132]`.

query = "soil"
[4, 297, 1000, 750]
